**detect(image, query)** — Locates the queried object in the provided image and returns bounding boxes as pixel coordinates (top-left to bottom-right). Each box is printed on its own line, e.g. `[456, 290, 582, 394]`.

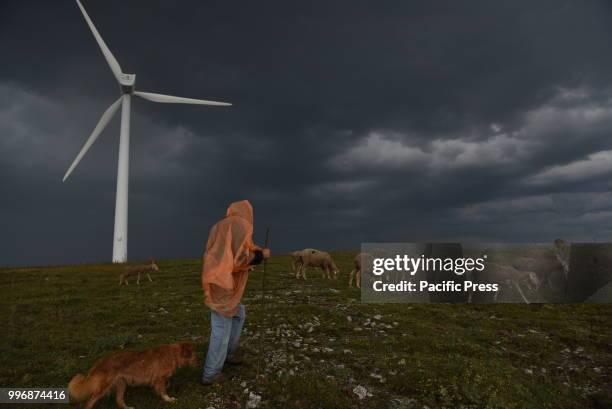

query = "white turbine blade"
[134, 91, 232, 106]
[63, 98, 122, 182]
[76, 0, 123, 82]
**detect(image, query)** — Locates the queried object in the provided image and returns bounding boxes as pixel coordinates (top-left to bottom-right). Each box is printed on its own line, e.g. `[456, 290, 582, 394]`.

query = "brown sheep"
[119, 259, 159, 285]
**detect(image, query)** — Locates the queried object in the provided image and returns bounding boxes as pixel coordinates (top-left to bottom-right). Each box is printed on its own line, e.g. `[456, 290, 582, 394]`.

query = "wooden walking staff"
[257, 227, 270, 379]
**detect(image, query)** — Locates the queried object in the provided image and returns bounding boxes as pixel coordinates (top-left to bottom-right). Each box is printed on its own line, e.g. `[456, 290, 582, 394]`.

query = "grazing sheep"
[289, 248, 316, 276]
[119, 259, 159, 285]
[553, 238, 570, 279]
[294, 249, 339, 280]
[290, 250, 303, 274]
[349, 253, 373, 288]
[512, 239, 569, 294]
[512, 255, 560, 294]
[472, 241, 570, 302]
[472, 262, 540, 303]
[290, 248, 321, 278]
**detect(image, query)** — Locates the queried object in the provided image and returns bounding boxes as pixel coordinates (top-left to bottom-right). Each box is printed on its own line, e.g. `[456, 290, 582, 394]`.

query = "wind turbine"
[64, 0, 231, 263]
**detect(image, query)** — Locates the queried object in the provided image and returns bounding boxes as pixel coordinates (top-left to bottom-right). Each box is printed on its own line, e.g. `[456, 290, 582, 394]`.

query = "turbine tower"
[64, 0, 231, 263]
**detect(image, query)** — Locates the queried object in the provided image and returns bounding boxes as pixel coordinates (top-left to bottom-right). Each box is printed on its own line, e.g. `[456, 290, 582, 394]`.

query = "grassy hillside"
[0, 253, 610, 408]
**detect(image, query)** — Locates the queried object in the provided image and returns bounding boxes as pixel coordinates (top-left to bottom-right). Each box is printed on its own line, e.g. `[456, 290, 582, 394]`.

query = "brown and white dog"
[119, 259, 159, 285]
[68, 342, 198, 409]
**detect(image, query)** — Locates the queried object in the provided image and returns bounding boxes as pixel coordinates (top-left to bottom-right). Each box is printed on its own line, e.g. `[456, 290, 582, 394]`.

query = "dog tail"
[68, 373, 92, 402]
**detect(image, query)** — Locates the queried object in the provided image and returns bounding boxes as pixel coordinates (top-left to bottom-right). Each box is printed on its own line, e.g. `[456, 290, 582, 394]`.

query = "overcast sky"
[2, 0, 612, 266]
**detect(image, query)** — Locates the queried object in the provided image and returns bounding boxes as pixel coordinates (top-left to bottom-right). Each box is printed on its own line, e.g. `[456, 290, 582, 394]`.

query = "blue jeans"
[202, 304, 245, 379]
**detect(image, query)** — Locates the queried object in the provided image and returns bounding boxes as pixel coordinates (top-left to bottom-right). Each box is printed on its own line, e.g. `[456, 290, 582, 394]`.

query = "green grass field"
[1, 253, 610, 408]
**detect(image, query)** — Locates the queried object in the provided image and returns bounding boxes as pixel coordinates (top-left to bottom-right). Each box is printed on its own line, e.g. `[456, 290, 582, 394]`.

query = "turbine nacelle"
[119, 73, 136, 94]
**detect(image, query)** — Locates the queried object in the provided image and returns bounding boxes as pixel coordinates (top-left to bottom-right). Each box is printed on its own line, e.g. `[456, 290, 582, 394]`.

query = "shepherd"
[201, 200, 270, 385]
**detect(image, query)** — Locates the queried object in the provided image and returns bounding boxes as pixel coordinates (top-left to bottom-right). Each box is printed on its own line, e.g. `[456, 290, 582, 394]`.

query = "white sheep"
[349, 252, 373, 288]
[553, 238, 570, 279]
[471, 261, 539, 303]
[290, 250, 303, 274]
[293, 248, 339, 280]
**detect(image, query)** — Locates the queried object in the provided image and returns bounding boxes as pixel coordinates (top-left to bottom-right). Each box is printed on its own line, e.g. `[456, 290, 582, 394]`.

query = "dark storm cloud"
[2, 0, 612, 266]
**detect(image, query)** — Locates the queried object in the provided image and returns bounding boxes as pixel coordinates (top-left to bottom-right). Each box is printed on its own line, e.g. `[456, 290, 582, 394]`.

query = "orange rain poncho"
[202, 200, 260, 317]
